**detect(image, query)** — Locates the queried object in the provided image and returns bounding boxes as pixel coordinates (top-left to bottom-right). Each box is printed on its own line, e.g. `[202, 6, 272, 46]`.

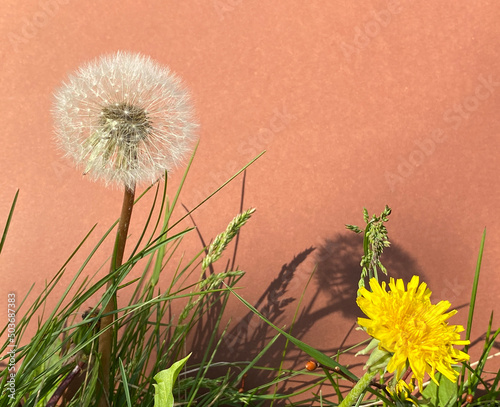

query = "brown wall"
[1, 0, 499, 384]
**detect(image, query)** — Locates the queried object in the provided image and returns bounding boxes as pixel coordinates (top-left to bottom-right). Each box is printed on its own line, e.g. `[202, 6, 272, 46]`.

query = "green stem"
[98, 184, 136, 407]
[339, 369, 378, 407]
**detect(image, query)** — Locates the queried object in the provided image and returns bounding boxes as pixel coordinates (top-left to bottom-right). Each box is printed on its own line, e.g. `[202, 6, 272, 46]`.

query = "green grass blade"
[168, 151, 265, 232]
[150, 143, 199, 288]
[459, 228, 486, 394]
[271, 266, 316, 407]
[119, 358, 132, 407]
[0, 189, 19, 255]
[226, 284, 358, 381]
[465, 228, 486, 345]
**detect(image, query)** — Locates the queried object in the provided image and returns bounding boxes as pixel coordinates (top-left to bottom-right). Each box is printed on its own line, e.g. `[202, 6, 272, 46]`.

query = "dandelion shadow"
[183, 175, 425, 401]
[210, 246, 318, 395]
[219, 246, 316, 355]
[184, 230, 424, 403]
[184, 173, 319, 394]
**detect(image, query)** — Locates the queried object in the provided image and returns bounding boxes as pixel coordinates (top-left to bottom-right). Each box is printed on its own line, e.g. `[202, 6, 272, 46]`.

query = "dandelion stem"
[338, 369, 378, 407]
[98, 184, 136, 407]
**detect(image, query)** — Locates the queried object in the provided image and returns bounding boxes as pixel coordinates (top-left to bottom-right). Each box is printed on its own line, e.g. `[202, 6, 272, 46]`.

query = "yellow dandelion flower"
[389, 380, 417, 406]
[394, 379, 414, 395]
[357, 275, 470, 389]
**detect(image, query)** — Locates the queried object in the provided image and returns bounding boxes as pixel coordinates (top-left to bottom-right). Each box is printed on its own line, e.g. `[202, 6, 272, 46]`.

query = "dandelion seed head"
[53, 52, 198, 188]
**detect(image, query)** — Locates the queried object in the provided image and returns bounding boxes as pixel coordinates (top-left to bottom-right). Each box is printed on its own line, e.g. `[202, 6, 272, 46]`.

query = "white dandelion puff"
[53, 51, 198, 189]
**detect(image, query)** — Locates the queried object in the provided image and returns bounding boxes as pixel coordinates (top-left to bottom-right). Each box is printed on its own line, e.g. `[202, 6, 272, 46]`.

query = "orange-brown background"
[1, 0, 499, 394]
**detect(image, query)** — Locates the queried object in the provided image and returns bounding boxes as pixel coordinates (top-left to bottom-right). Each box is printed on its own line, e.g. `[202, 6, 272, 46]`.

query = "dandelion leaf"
[153, 353, 191, 407]
[420, 372, 457, 407]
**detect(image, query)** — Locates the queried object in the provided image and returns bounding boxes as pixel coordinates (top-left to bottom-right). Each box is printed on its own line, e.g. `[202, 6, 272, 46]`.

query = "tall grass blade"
[0, 189, 18, 255]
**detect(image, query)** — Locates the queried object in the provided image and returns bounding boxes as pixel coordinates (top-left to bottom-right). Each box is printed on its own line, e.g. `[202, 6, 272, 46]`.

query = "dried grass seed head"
[53, 52, 198, 189]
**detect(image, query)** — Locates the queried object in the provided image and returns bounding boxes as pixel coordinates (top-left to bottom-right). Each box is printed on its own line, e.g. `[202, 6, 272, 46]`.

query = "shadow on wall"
[189, 228, 424, 398]
[314, 233, 424, 319]
[183, 170, 425, 398]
